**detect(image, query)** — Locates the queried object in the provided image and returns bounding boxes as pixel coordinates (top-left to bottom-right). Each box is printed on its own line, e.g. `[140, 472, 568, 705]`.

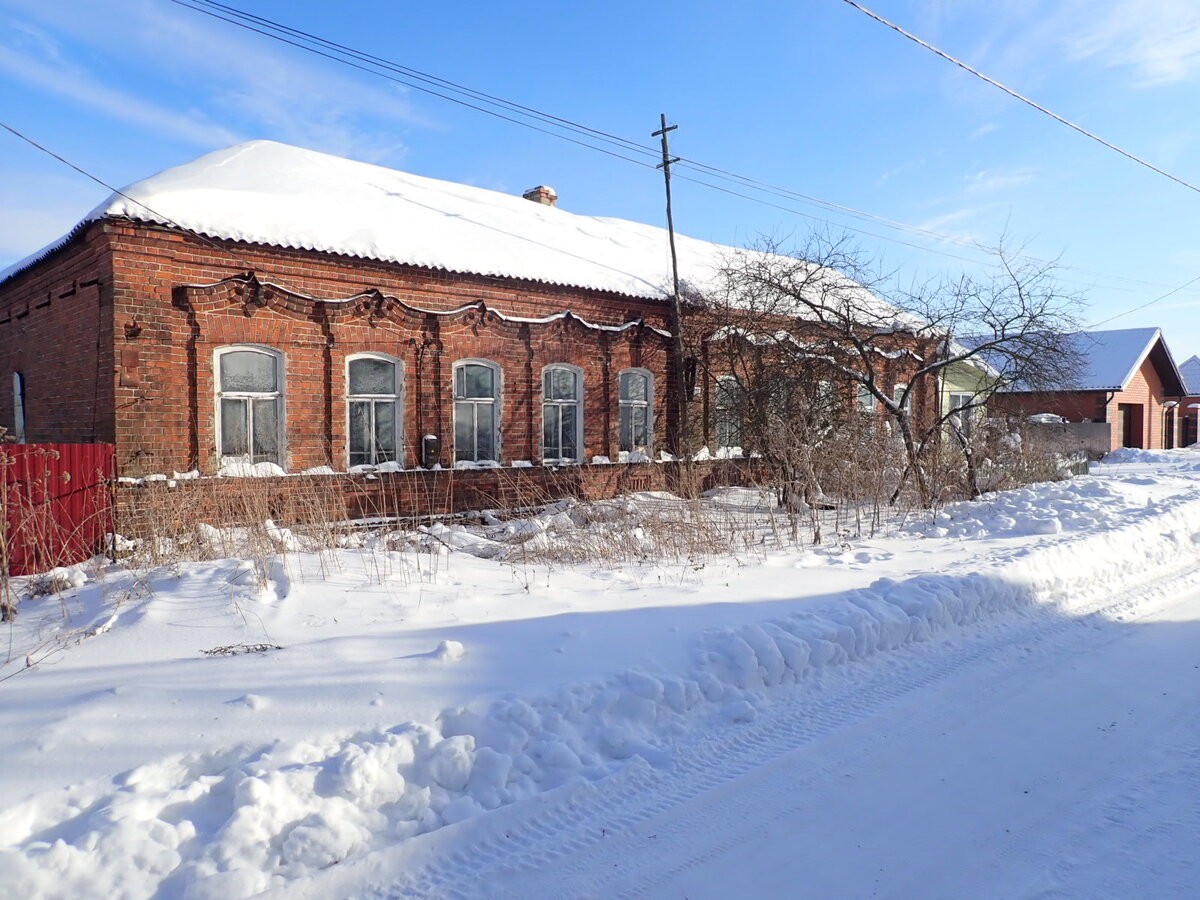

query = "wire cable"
[1087, 272, 1200, 329]
[838, 0, 1200, 196]
[167, 0, 1200, 299]
[1, 120, 312, 295]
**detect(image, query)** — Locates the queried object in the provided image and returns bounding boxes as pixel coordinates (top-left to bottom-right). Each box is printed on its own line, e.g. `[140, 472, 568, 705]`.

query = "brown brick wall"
[8, 220, 674, 476]
[993, 353, 1175, 453]
[2, 217, 936, 477]
[0, 228, 115, 444]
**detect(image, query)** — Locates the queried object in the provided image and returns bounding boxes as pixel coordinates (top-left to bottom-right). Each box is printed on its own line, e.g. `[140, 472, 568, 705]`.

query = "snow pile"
[217, 460, 288, 478]
[0, 566, 1033, 899]
[8, 456, 1200, 897]
[914, 477, 1149, 538]
[1102, 446, 1200, 468]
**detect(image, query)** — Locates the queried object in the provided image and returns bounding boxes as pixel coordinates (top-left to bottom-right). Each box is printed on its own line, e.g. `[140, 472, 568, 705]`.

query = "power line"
[166, 0, 1200, 300]
[8, 116, 1193, 332]
[1087, 272, 1200, 329]
[838, 0, 1200, 196]
[0, 120, 313, 294]
[163, 0, 1043, 271]
[168, 0, 660, 171]
[179, 0, 663, 164]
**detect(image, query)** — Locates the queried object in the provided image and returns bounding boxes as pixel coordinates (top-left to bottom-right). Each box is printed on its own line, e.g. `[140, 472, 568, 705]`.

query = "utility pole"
[653, 113, 690, 460]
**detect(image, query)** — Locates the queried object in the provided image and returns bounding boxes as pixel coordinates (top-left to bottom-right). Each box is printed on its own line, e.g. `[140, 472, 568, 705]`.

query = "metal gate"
[1, 444, 115, 576]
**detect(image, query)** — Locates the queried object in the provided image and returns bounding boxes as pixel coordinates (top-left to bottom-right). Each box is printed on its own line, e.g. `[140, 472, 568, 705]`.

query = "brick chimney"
[522, 185, 558, 207]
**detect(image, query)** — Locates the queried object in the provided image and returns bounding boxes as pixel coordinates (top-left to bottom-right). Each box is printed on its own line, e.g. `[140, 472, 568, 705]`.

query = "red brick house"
[0, 141, 927, 482]
[991, 327, 1188, 452]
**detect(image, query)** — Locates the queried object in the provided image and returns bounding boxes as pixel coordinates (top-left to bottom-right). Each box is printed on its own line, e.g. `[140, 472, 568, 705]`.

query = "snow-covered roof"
[990, 326, 1186, 394]
[1179, 355, 1200, 396]
[0, 140, 738, 300]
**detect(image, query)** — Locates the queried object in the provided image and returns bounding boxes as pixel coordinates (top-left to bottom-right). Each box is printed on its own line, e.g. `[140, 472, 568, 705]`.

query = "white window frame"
[893, 382, 911, 413]
[346, 352, 403, 468]
[541, 363, 584, 465]
[12, 371, 25, 443]
[214, 345, 284, 467]
[947, 391, 974, 438]
[618, 368, 654, 453]
[453, 358, 501, 464]
[714, 375, 745, 450]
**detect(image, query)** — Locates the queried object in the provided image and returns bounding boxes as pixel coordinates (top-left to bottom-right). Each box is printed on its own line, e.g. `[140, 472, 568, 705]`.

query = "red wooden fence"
[1, 443, 115, 576]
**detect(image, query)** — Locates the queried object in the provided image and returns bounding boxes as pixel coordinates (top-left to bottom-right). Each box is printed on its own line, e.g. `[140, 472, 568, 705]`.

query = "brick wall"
[0, 227, 114, 444]
[1103, 353, 1171, 451]
[6, 220, 674, 476]
[992, 352, 1176, 453]
[113, 459, 761, 538]
[2, 216, 936, 478]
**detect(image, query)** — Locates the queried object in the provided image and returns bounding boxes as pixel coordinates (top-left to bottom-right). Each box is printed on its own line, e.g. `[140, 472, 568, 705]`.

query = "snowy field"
[4, 447, 1200, 898]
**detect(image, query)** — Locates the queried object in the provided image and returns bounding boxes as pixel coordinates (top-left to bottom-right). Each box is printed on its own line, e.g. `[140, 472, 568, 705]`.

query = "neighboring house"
[939, 352, 998, 441]
[1177, 355, 1200, 447]
[0, 140, 928, 479]
[988, 327, 1188, 452]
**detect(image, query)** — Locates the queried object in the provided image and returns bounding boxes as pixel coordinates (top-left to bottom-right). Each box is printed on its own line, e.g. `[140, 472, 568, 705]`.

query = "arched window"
[714, 375, 744, 449]
[347, 354, 401, 467]
[454, 359, 500, 463]
[618, 368, 652, 452]
[216, 346, 282, 466]
[12, 371, 25, 443]
[542, 364, 582, 463]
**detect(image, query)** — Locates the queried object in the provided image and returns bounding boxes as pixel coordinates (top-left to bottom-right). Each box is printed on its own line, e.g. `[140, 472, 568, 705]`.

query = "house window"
[857, 383, 875, 413]
[216, 346, 282, 466]
[948, 391, 974, 439]
[454, 360, 499, 463]
[715, 375, 744, 449]
[12, 371, 25, 443]
[618, 368, 653, 452]
[542, 365, 582, 464]
[893, 382, 911, 413]
[348, 355, 400, 467]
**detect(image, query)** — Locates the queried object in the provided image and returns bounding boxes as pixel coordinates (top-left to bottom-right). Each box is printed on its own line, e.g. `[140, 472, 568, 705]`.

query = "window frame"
[893, 382, 912, 413]
[12, 371, 25, 443]
[214, 345, 285, 468]
[617, 367, 654, 453]
[857, 383, 876, 414]
[541, 363, 584, 465]
[346, 352, 403, 468]
[452, 358, 502, 464]
[947, 391, 975, 439]
[714, 374, 745, 450]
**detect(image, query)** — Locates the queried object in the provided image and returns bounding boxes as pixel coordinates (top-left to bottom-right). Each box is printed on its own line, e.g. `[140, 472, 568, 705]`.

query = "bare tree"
[693, 232, 1083, 508]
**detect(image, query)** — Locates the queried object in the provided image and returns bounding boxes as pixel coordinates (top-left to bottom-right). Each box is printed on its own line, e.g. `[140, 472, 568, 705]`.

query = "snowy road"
[10, 451, 1200, 899]
[308, 563, 1200, 899]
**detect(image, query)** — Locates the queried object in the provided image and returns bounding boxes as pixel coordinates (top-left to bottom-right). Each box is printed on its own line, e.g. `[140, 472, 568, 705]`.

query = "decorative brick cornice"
[174, 272, 671, 343]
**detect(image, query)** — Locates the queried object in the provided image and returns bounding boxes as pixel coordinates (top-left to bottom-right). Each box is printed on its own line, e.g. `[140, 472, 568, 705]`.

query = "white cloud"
[964, 167, 1035, 194]
[0, 39, 242, 148]
[1067, 0, 1200, 85]
[914, 208, 983, 244]
[0, 0, 434, 161]
[969, 122, 999, 140]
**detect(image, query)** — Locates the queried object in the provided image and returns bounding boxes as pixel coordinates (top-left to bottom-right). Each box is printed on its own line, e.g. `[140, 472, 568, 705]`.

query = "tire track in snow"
[330, 553, 1200, 900]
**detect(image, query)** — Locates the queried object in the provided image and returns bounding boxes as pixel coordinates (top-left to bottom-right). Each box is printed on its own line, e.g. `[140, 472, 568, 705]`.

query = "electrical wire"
[837, 0, 1200, 196]
[1087, 272, 1200, 329]
[167, 0, 1200, 301]
[1, 120, 311, 295]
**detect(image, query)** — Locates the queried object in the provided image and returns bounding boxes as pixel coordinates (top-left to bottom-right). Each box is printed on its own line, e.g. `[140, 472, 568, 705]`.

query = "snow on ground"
[4, 448, 1200, 898]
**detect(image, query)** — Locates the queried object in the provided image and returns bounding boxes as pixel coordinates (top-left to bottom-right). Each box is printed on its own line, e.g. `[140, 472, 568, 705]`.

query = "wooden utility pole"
[653, 113, 690, 459]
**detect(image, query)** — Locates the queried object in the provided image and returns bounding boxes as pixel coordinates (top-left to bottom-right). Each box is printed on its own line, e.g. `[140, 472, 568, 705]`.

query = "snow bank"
[7, 459, 1200, 897]
[913, 477, 1142, 539]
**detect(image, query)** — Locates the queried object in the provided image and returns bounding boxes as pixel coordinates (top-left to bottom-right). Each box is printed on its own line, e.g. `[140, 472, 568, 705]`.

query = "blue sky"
[3, 0, 1200, 354]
